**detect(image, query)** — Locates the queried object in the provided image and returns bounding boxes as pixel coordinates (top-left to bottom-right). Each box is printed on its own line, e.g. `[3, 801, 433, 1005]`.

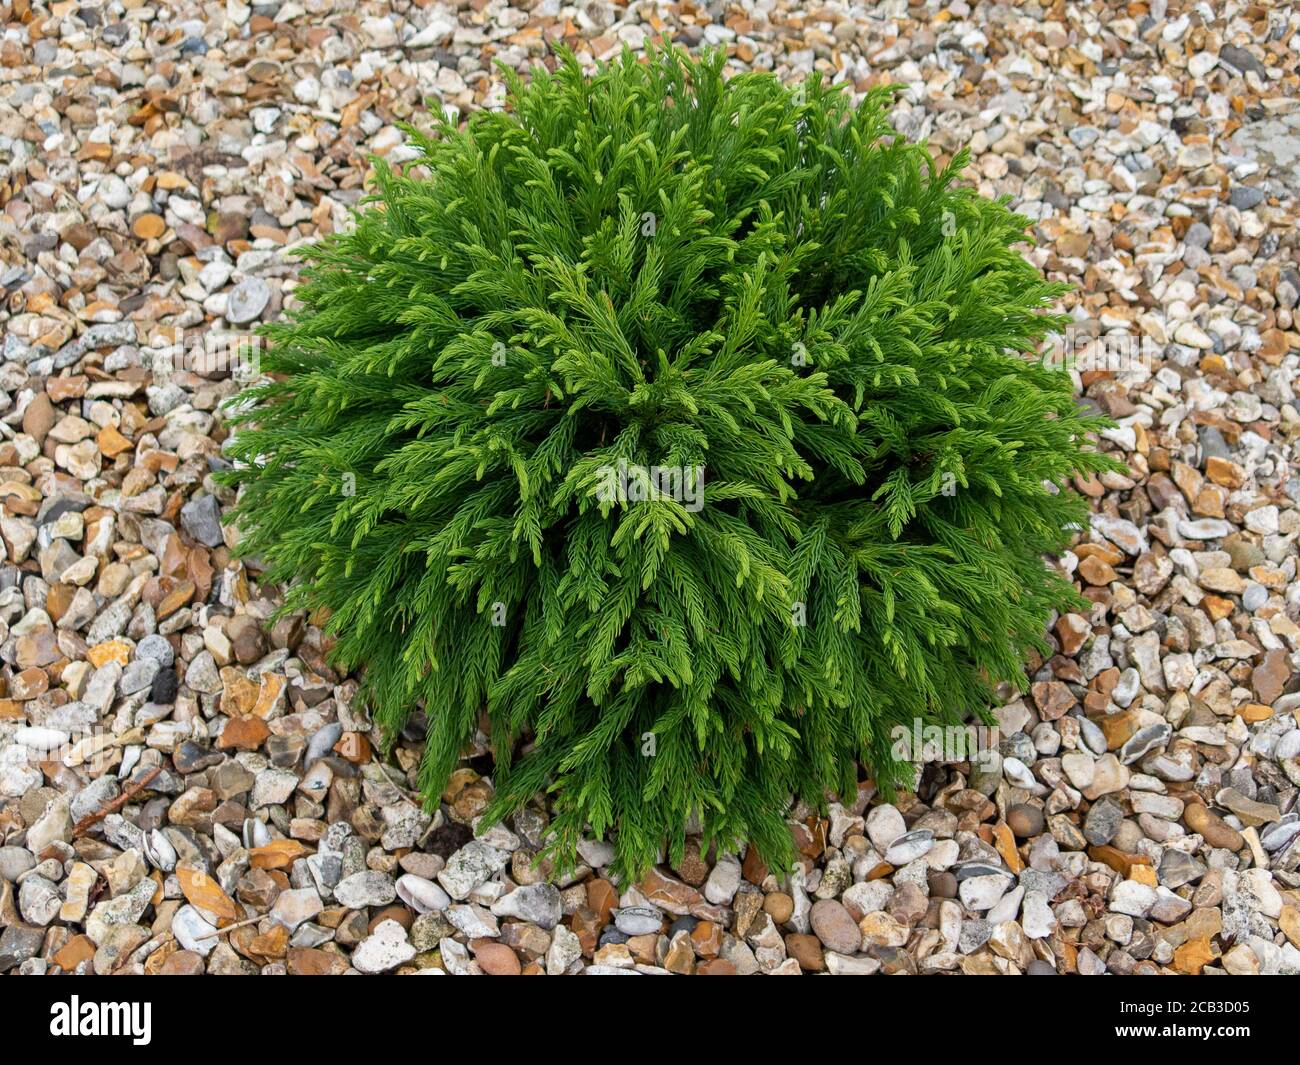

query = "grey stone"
[1084, 798, 1124, 846]
[613, 905, 664, 936]
[305, 722, 342, 768]
[1158, 849, 1207, 889]
[226, 278, 271, 325]
[436, 841, 508, 901]
[445, 902, 498, 938]
[546, 923, 582, 975]
[1218, 44, 1268, 78]
[1121, 723, 1171, 765]
[250, 767, 299, 809]
[0, 846, 36, 882]
[119, 658, 160, 695]
[180, 494, 223, 547]
[52, 323, 136, 368]
[490, 882, 562, 929]
[1229, 185, 1265, 211]
[959, 918, 993, 953]
[86, 877, 156, 944]
[135, 634, 175, 667]
[334, 870, 396, 909]
[0, 924, 45, 972]
[18, 875, 61, 925]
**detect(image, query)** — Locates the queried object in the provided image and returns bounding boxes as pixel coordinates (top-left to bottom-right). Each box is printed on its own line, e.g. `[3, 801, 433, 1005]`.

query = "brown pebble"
[928, 871, 958, 898]
[367, 905, 413, 933]
[159, 950, 206, 975]
[1007, 803, 1046, 838]
[132, 213, 166, 239]
[22, 393, 56, 443]
[227, 613, 267, 665]
[784, 932, 825, 971]
[742, 845, 767, 885]
[763, 891, 794, 924]
[1183, 801, 1244, 851]
[473, 940, 522, 975]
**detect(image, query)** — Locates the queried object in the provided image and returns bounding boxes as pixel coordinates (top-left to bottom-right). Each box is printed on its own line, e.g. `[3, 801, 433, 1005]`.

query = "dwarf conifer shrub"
[223, 45, 1121, 881]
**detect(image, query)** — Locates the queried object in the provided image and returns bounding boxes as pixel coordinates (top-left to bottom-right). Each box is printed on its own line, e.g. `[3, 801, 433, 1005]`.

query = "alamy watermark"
[890, 720, 1000, 771]
[595, 459, 705, 512]
[140, 328, 262, 384]
[1043, 327, 1159, 374]
[50, 996, 151, 1044]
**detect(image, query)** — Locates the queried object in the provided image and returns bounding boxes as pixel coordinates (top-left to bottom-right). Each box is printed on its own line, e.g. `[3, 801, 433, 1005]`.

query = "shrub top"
[223, 45, 1119, 880]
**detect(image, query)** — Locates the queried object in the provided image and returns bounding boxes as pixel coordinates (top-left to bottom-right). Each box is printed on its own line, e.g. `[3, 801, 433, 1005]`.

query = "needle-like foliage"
[222, 45, 1121, 882]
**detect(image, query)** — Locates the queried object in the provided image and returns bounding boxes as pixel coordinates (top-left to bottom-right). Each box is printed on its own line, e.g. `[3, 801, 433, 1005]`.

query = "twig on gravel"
[72, 765, 162, 836]
[193, 914, 265, 940]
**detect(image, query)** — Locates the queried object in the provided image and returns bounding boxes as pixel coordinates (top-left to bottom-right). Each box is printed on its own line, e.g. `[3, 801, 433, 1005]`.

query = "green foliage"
[221, 44, 1122, 882]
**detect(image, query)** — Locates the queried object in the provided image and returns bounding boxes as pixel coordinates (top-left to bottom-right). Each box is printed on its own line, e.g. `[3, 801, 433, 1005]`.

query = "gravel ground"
[1, 0, 1299, 976]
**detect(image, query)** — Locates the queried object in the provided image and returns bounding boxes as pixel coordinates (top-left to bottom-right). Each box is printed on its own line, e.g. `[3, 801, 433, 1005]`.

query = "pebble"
[960, 874, 1013, 913]
[180, 495, 224, 548]
[809, 899, 861, 955]
[271, 888, 324, 931]
[865, 805, 906, 852]
[1084, 798, 1124, 847]
[352, 920, 416, 974]
[225, 278, 272, 326]
[490, 883, 562, 929]
[613, 906, 664, 936]
[438, 841, 508, 900]
[703, 856, 741, 904]
[395, 874, 451, 915]
[1007, 803, 1045, 839]
[334, 871, 397, 910]
[172, 906, 220, 957]
[1110, 881, 1158, 918]
[884, 829, 933, 865]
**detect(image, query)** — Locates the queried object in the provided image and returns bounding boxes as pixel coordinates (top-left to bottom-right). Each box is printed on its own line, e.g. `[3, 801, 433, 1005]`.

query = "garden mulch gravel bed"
[1, 0, 1298, 974]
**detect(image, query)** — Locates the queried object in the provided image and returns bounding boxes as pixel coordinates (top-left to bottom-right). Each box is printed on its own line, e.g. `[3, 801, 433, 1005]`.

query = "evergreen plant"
[222, 45, 1122, 880]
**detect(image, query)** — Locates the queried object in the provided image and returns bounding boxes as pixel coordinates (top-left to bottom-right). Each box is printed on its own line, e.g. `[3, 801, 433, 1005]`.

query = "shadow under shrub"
[222, 45, 1121, 882]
